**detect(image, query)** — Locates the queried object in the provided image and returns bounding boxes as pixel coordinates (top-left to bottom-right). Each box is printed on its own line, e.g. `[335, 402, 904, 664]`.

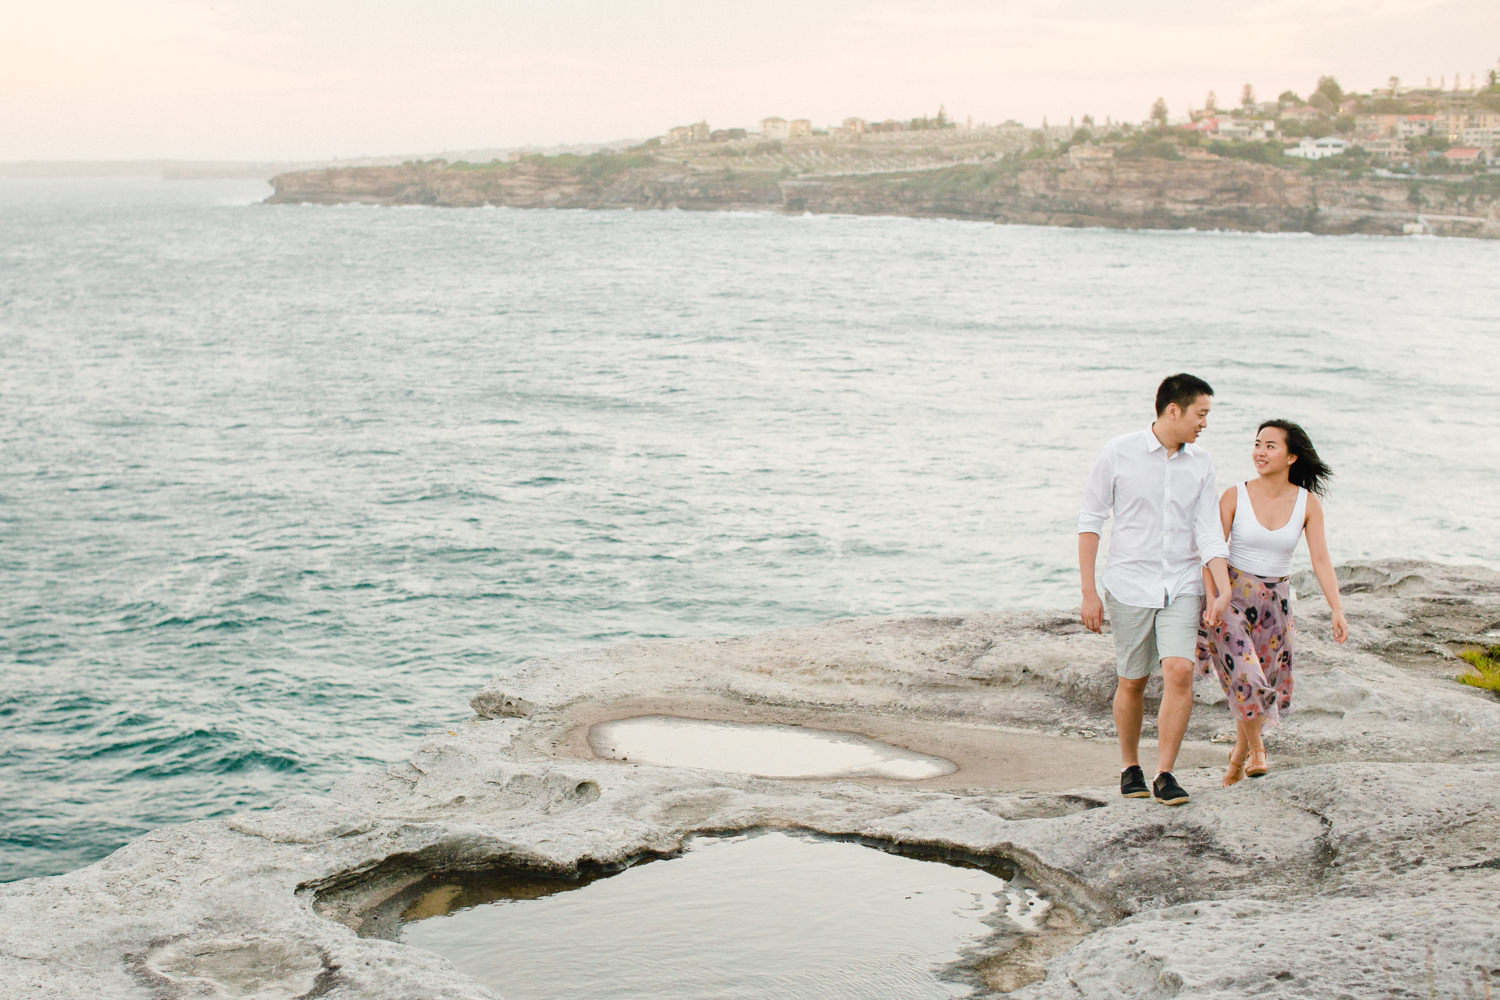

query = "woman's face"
[1253, 426, 1295, 477]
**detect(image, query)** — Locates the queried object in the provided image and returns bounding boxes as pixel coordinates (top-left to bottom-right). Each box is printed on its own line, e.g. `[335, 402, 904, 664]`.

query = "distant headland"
[259, 72, 1494, 237]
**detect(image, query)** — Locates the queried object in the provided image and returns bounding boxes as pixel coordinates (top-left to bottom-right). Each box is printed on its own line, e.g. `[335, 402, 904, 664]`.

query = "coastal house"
[1217, 119, 1275, 141]
[710, 128, 747, 143]
[1398, 115, 1437, 140]
[1184, 117, 1274, 141]
[1432, 112, 1499, 146]
[1436, 91, 1479, 113]
[789, 119, 812, 139]
[1443, 147, 1489, 166]
[1355, 113, 1403, 139]
[1460, 112, 1500, 150]
[1359, 139, 1409, 160]
[664, 122, 710, 146]
[1461, 126, 1499, 151]
[1284, 136, 1350, 160]
[760, 117, 790, 141]
[1278, 106, 1324, 124]
[842, 117, 867, 135]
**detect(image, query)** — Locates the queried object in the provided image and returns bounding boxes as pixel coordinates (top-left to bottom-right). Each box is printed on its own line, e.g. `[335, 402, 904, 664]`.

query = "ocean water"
[2, 178, 1498, 882]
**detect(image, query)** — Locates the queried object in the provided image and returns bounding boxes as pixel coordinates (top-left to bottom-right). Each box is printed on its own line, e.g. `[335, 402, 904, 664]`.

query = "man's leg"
[1114, 676, 1148, 768]
[1103, 593, 1157, 774]
[1153, 592, 1204, 778]
[1154, 656, 1195, 775]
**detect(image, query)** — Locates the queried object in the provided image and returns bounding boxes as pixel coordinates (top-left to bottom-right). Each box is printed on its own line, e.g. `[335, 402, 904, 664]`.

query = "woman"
[1198, 419, 1349, 787]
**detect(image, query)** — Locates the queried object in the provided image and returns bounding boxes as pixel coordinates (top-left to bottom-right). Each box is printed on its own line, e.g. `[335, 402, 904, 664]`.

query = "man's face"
[1168, 394, 1212, 443]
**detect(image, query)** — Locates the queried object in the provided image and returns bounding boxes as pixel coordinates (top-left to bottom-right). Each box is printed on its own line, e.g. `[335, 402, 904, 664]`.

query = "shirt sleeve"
[1077, 445, 1113, 535]
[1193, 463, 1229, 564]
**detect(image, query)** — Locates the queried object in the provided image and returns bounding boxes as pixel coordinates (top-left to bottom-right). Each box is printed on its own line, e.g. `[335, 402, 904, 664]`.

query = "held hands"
[1081, 592, 1104, 634]
[1203, 590, 1231, 629]
[1331, 610, 1349, 644]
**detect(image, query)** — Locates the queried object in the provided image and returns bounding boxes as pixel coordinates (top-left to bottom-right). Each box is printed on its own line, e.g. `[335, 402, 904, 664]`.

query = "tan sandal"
[1223, 750, 1247, 787]
[1246, 749, 1268, 778]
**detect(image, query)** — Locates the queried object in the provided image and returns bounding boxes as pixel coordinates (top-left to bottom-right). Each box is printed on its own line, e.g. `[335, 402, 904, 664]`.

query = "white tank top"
[1228, 482, 1307, 578]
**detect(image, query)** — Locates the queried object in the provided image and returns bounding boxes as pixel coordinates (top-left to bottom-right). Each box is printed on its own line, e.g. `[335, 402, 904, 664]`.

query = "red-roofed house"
[1442, 147, 1488, 165]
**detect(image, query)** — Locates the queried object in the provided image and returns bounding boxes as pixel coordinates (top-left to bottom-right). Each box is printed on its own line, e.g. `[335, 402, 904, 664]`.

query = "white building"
[1284, 136, 1350, 160]
[1397, 115, 1436, 140]
[1461, 125, 1500, 151]
[759, 117, 790, 141]
[1216, 118, 1276, 141]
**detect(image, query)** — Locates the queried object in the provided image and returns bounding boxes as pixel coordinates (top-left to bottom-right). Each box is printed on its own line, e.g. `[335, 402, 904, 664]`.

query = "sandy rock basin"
[2, 559, 1498, 999]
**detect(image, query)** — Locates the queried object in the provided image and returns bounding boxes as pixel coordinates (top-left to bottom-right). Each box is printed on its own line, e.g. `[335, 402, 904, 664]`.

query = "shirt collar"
[1145, 426, 1197, 458]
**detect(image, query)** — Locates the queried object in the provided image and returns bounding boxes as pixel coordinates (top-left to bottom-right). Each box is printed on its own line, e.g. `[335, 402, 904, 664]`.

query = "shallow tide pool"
[397, 831, 1047, 999]
[588, 716, 956, 779]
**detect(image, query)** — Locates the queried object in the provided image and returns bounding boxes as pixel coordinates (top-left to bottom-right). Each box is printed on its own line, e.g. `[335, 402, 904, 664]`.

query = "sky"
[3, 0, 1498, 162]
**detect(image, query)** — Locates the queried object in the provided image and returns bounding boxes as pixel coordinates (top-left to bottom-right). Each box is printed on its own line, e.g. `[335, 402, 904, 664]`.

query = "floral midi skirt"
[1196, 566, 1294, 726]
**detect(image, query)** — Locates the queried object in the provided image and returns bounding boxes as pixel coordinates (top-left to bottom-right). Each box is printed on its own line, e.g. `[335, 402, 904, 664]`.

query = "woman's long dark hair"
[1258, 419, 1333, 496]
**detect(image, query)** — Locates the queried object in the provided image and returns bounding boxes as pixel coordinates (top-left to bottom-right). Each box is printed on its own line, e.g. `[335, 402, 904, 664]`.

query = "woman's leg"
[1224, 718, 1250, 786]
[1246, 717, 1265, 754]
[1245, 716, 1268, 776]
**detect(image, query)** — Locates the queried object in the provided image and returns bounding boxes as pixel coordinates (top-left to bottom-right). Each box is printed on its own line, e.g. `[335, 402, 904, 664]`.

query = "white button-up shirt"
[1078, 427, 1229, 608]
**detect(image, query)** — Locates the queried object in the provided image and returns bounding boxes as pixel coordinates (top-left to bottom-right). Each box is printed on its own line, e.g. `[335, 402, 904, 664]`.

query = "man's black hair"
[1155, 373, 1214, 416]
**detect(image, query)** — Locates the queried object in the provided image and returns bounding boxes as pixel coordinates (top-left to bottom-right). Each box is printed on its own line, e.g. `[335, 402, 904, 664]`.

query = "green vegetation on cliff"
[445, 151, 658, 180]
[1459, 646, 1500, 693]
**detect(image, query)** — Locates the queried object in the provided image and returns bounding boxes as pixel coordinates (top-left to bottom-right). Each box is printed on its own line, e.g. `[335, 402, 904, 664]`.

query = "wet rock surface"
[2, 559, 1497, 999]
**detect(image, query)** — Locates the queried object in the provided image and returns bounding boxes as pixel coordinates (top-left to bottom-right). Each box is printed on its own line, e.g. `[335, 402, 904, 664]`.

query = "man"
[1078, 373, 1231, 806]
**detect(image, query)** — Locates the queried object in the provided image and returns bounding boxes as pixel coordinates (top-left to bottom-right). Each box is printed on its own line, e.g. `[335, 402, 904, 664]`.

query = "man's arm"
[1079, 532, 1104, 633]
[1078, 447, 1113, 634]
[1202, 556, 1231, 626]
[1191, 468, 1230, 567]
[1193, 469, 1232, 626]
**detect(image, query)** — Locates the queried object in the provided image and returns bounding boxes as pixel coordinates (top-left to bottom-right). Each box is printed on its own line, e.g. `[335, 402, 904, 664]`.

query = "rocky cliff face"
[267, 157, 1500, 238]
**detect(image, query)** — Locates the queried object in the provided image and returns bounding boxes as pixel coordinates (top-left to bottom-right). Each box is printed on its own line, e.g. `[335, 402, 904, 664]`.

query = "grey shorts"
[1104, 591, 1203, 679]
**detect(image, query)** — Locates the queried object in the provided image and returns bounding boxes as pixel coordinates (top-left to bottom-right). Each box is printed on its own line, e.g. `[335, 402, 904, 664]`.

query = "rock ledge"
[2, 559, 1497, 999]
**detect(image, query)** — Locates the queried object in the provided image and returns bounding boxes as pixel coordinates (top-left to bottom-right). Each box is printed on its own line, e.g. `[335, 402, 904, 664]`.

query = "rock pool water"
[396, 831, 1046, 999]
[588, 716, 956, 779]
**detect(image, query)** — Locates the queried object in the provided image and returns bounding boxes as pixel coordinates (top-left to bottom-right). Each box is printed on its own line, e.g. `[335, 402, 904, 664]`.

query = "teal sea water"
[3, 178, 1499, 882]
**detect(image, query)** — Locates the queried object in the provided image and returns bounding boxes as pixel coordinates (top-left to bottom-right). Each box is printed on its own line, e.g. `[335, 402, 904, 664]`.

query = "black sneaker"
[1120, 765, 1149, 798]
[1152, 771, 1190, 806]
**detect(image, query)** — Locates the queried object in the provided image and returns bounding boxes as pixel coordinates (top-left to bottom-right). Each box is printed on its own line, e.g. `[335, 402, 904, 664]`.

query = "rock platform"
[2, 559, 1498, 998]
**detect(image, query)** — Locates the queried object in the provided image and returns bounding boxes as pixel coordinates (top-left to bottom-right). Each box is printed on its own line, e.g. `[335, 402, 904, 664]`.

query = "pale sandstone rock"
[1, 560, 1496, 999]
